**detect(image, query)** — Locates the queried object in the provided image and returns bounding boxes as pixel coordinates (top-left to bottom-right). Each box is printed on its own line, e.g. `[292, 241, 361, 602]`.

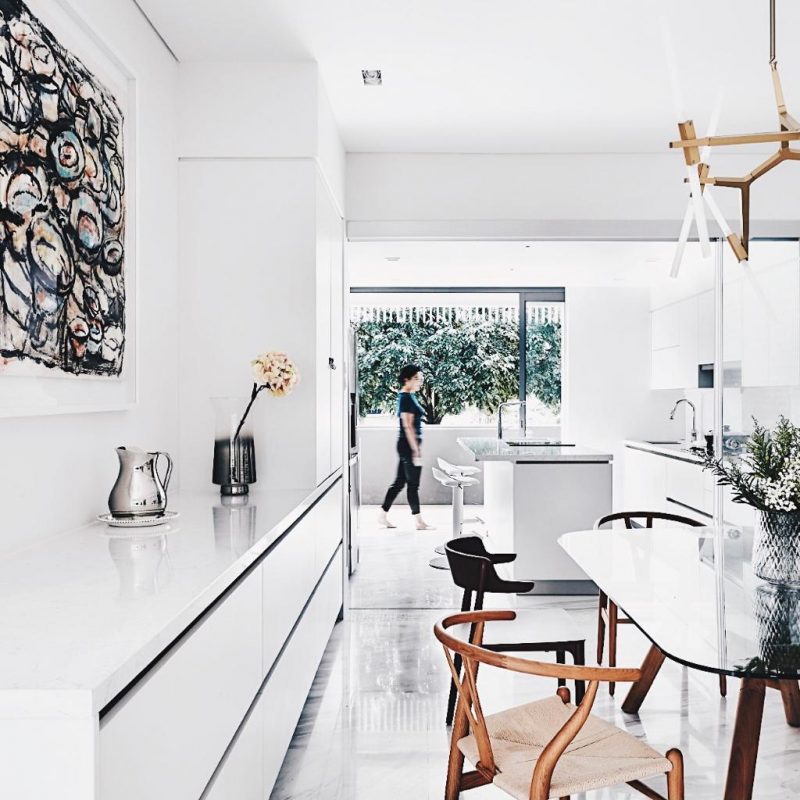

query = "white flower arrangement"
[232, 351, 300, 443]
[704, 416, 800, 512]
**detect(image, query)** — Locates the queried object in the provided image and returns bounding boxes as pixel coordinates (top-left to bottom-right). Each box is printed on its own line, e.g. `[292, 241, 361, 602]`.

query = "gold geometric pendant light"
[670, 0, 799, 264]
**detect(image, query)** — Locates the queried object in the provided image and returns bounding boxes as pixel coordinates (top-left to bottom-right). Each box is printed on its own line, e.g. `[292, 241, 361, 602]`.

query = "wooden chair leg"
[556, 650, 566, 689]
[720, 674, 728, 697]
[445, 588, 473, 726]
[608, 600, 618, 696]
[666, 748, 685, 800]
[596, 590, 607, 664]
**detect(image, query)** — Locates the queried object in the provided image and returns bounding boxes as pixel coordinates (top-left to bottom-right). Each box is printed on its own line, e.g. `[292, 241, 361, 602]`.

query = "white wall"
[179, 62, 318, 160]
[0, 0, 179, 555]
[563, 287, 678, 507]
[346, 152, 800, 230]
[178, 160, 319, 492]
[177, 62, 345, 493]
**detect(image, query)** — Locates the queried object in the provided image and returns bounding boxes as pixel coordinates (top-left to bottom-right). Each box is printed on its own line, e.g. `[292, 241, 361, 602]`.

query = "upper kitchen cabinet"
[696, 290, 715, 366]
[739, 241, 800, 388]
[650, 296, 698, 390]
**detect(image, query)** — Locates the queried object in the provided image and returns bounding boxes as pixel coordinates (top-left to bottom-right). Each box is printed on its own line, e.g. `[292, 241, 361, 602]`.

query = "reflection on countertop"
[625, 439, 707, 464]
[457, 436, 613, 462]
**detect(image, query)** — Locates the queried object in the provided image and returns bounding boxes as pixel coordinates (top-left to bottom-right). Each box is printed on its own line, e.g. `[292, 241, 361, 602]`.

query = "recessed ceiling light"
[385, 256, 400, 262]
[362, 70, 382, 86]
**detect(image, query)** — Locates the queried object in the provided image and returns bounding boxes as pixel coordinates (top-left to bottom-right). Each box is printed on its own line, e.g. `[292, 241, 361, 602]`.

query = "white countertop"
[457, 437, 613, 463]
[624, 439, 706, 465]
[0, 474, 339, 718]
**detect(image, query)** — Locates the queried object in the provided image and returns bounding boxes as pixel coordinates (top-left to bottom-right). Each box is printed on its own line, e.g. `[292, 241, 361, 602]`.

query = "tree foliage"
[355, 311, 562, 425]
[526, 320, 562, 412]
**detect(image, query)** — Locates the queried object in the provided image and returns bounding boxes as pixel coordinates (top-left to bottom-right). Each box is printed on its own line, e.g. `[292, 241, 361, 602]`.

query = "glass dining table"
[560, 525, 800, 800]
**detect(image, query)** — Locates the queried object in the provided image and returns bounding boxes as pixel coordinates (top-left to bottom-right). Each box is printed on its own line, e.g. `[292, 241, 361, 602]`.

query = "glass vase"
[753, 509, 800, 586]
[212, 397, 257, 496]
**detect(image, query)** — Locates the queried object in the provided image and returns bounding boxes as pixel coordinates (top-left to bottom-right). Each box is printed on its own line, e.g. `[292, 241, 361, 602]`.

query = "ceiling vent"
[362, 70, 382, 86]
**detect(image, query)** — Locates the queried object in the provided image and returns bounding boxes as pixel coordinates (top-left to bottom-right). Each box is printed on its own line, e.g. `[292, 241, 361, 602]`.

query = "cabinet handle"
[329, 357, 337, 370]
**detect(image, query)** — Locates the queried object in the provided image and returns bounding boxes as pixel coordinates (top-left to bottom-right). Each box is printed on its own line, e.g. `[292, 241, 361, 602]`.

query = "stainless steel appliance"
[346, 326, 361, 575]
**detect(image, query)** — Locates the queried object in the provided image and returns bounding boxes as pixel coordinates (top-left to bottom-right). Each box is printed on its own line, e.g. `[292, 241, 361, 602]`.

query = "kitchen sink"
[505, 440, 575, 447]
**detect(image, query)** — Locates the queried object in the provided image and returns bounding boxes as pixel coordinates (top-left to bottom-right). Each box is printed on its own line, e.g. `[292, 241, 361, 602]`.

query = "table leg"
[724, 678, 765, 800]
[778, 679, 800, 727]
[621, 644, 666, 714]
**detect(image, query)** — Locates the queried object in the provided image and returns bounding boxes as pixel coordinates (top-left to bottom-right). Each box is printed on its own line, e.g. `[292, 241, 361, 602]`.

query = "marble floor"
[270, 505, 800, 799]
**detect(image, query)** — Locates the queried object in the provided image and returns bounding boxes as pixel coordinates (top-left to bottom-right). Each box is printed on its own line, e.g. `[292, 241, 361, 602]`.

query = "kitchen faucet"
[669, 399, 698, 445]
[498, 400, 526, 440]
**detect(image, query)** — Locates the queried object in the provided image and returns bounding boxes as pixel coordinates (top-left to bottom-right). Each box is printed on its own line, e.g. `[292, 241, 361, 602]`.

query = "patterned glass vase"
[753, 583, 800, 673]
[753, 510, 800, 586]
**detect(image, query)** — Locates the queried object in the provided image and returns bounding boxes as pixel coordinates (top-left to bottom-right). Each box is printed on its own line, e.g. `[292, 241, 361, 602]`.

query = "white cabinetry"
[99, 478, 344, 800]
[741, 257, 800, 387]
[315, 178, 344, 483]
[624, 446, 714, 524]
[623, 447, 667, 513]
[100, 575, 263, 800]
[697, 290, 714, 365]
[650, 297, 698, 389]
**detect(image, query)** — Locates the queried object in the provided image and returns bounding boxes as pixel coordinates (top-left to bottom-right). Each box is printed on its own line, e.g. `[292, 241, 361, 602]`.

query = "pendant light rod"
[769, 0, 776, 66]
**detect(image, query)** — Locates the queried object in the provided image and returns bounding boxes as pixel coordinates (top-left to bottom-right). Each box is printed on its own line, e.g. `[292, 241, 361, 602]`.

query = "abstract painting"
[0, 0, 126, 377]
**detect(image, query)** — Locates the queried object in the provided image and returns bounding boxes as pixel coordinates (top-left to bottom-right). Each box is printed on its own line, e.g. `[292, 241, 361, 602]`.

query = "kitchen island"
[458, 437, 612, 593]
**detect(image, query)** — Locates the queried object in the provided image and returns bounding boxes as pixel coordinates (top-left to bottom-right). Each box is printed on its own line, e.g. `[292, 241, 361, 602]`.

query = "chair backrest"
[444, 537, 493, 592]
[445, 537, 531, 595]
[434, 609, 642, 797]
[594, 509, 704, 530]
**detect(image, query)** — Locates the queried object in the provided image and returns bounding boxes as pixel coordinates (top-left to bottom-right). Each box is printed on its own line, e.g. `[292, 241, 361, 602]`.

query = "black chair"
[443, 536, 586, 725]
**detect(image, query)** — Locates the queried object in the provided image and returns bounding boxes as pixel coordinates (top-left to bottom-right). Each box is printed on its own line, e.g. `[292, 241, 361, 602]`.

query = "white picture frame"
[0, 0, 138, 418]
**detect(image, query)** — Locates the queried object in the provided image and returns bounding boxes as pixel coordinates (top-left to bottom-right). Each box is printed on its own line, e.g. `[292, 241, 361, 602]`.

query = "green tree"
[525, 320, 562, 412]
[355, 312, 521, 424]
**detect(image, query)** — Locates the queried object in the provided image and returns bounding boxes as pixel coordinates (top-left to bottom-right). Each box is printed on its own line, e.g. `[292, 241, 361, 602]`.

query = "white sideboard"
[0, 473, 344, 799]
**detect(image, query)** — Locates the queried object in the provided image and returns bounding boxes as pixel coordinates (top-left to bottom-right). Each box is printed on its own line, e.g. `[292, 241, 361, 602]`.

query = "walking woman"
[378, 364, 434, 530]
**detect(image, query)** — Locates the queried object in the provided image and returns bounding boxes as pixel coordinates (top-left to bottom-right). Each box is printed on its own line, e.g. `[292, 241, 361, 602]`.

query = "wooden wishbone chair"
[434, 610, 684, 800]
[594, 510, 726, 698]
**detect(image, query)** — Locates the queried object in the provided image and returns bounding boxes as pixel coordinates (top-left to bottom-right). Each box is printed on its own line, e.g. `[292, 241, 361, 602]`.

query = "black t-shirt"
[397, 391, 424, 442]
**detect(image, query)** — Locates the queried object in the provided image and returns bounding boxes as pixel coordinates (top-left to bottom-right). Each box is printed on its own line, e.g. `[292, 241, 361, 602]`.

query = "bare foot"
[378, 509, 397, 529]
[413, 514, 436, 531]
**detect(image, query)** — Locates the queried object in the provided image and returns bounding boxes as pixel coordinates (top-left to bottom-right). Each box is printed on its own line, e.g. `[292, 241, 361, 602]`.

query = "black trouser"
[381, 440, 422, 515]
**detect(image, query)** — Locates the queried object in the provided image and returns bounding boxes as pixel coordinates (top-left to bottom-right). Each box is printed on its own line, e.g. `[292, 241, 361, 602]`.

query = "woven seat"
[434, 609, 684, 800]
[458, 695, 672, 799]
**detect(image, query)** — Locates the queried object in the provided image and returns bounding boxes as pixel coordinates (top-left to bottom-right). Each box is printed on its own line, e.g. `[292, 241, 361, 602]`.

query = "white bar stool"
[437, 458, 483, 526]
[429, 466, 480, 569]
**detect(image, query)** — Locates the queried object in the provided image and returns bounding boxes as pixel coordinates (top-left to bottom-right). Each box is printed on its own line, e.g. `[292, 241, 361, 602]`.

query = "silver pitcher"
[109, 447, 173, 518]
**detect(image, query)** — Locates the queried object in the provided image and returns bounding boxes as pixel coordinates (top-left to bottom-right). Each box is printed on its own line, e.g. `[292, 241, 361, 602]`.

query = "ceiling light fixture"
[385, 256, 400, 262]
[362, 70, 382, 86]
[668, 0, 799, 269]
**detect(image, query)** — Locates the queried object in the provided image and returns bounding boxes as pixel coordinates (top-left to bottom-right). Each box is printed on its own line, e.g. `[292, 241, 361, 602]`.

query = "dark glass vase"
[753, 509, 800, 586]
[212, 397, 257, 496]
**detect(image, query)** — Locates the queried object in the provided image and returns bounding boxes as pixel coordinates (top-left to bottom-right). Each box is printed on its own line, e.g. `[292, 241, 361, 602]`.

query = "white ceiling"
[348, 240, 715, 301]
[138, 0, 800, 153]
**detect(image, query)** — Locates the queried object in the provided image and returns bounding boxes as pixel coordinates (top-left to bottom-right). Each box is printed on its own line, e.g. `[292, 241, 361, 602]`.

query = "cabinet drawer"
[100, 574, 262, 800]
[203, 547, 342, 800]
[262, 479, 342, 675]
[665, 459, 708, 517]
